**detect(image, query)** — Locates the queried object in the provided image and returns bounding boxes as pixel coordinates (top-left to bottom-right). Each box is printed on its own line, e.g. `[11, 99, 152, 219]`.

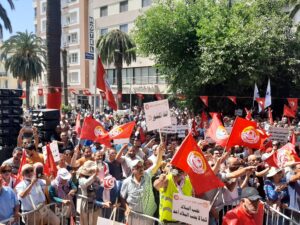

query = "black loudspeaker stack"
[0, 89, 23, 164]
[32, 109, 60, 143]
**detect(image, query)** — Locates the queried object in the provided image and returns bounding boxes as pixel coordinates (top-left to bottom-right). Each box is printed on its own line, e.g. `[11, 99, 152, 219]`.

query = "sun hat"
[78, 160, 98, 176]
[266, 167, 283, 178]
[57, 168, 72, 180]
[21, 164, 34, 175]
[241, 187, 262, 201]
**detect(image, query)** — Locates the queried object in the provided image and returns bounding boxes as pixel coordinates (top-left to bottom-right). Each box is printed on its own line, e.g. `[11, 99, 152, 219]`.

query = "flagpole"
[94, 53, 97, 114]
[209, 188, 221, 211]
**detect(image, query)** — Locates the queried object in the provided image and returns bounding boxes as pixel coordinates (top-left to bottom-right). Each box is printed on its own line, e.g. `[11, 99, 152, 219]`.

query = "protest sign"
[172, 193, 210, 225]
[268, 127, 289, 143]
[160, 125, 189, 137]
[113, 138, 130, 145]
[144, 99, 172, 131]
[42, 141, 60, 163]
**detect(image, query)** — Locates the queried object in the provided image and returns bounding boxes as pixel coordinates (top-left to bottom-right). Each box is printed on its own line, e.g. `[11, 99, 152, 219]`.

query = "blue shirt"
[286, 171, 300, 210]
[0, 186, 19, 221]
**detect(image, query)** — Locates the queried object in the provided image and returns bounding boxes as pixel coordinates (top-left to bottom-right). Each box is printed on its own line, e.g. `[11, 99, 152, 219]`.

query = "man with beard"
[222, 187, 264, 225]
[71, 145, 94, 167]
[120, 144, 164, 225]
[24, 143, 44, 165]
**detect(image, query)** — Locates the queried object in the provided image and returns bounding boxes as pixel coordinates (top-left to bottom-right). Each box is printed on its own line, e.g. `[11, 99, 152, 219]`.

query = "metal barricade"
[282, 207, 300, 224]
[0, 217, 15, 225]
[264, 203, 300, 225]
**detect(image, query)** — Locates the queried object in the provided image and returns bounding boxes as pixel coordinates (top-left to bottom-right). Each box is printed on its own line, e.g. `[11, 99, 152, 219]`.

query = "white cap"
[57, 168, 72, 180]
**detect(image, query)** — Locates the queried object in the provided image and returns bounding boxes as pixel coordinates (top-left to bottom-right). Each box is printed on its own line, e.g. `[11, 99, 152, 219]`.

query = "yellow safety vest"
[159, 173, 193, 222]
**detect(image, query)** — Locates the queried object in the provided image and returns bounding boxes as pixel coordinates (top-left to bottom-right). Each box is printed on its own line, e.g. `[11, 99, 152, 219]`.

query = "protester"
[0, 174, 19, 224]
[2, 147, 23, 175]
[222, 187, 264, 225]
[24, 143, 44, 165]
[0, 164, 16, 188]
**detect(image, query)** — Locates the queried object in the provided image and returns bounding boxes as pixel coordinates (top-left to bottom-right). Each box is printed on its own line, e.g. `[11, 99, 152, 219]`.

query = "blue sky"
[2, 0, 34, 40]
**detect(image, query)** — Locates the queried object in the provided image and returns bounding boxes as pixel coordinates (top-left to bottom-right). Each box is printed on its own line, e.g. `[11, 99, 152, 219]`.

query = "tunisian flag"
[226, 117, 262, 150]
[108, 121, 136, 139]
[74, 113, 81, 135]
[256, 98, 265, 112]
[105, 80, 117, 111]
[96, 56, 106, 92]
[80, 116, 107, 140]
[44, 144, 58, 178]
[245, 108, 252, 120]
[206, 114, 229, 147]
[227, 96, 237, 105]
[287, 98, 298, 112]
[171, 133, 224, 195]
[283, 105, 296, 118]
[14, 150, 27, 187]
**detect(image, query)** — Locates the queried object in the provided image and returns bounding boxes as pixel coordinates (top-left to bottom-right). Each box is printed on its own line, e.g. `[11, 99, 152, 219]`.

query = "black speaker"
[0, 146, 14, 164]
[32, 109, 60, 120]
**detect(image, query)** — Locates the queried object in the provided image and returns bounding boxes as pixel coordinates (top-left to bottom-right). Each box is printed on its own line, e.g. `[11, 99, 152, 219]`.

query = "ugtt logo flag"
[171, 133, 224, 195]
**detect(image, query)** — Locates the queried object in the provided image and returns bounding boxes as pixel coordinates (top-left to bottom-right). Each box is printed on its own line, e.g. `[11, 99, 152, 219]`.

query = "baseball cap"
[57, 168, 72, 180]
[129, 159, 143, 169]
[241, 187, 262, 201]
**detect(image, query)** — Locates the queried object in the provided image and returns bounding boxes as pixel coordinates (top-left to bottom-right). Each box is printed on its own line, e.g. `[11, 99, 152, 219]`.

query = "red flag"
[96, 56, 106, 92]
[44, 144, 58, 178]
[245, 108, 252, 120]
[75, 113, 81, 135]
[283, 105, 296, 118]
[155, 94, 164, 100]
[38, 88, 43, 96]
[256, 98, 265, 111]
[107, 121, 136, 139]
[83, 89, 92, 96]
[200, 111, 208, 128]
[80, 116, 108, 140]
[199, 96, 208, 107]
[268, 108, 273, 125]
[137, 126, 146, 143]
[136, 93, 144, 100]
[227, 96, 237, 105]
[105, 80, 117, 111]
[171, 133, 224, 195]
[287, 98, 298, 112]
[291, 132, 296, 145]
[14, 150, 27, 187]
[206, 114, 229, 147]
[226, 117, 262, 150]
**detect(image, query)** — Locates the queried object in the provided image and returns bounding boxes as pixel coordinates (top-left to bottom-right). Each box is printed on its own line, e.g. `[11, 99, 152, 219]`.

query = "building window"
[107, 69, 116, 85]
[68, 52, 78, 64]
[41, 2, 46, 13]
[68, 32, 78, 44]
[142, 0, 152, 7]
[34, 7, 37, 18]
[69, 71, 80, 84]
[4, 80, 8, 88]
[148, 67, 156, 84]
[100, 6, 108, 17]
[120, 1, 128, 12]
[141, 67, 149, 83]
[41, 20, 46, 32]
[67, 0, 77, 3]
[0, 72, 7, 77]
[100, 28, 108, 36]
[119, 24, 128, 33]
[66, 12, 77, 25]
[34, 24, 37, 33]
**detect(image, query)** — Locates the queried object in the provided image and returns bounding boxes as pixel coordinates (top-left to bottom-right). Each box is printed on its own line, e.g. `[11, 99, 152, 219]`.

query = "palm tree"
[0, 31, 46, 108]
[46, 0, 61, 109]
[96, 29, 136, 109]
[0, 0, 14, 39]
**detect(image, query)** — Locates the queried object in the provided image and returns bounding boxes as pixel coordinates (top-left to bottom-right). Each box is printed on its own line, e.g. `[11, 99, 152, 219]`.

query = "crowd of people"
[0, 105, 300, 225]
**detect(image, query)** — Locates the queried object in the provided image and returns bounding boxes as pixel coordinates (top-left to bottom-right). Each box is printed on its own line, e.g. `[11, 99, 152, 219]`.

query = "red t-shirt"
[222, 202, 264, 225]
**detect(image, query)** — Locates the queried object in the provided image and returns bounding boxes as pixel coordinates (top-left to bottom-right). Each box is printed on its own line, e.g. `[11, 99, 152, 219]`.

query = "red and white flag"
[227, 96, 237, 105]
[206, 114, 229, 147]
[83, 89, 92, 96]
[226, 117, 263, 150]
[199, 96, 208, 107]
[287, 98, 298, 112]
[105, 80, 117, 111]
[74, 113, 81, 135]
[14, 150, 27, 187]
[96, 56, 106, 92]
[155, 94, 164, 100]
[80, 116, 108, 140]
[245, 108, 252, 120]
[44, 144, 58, 178]
[256, 98, 265, 112]
[69, 88, 76, 95]
[264, 79, 271, 108]
[171, 133, 224, 195]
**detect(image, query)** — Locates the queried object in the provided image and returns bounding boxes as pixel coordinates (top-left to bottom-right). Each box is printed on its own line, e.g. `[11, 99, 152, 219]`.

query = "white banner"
[172, 193, 210, 225]
[268, 127, 289, 143]
[42, 141, 61, 163]
[144, 100, 172, 131]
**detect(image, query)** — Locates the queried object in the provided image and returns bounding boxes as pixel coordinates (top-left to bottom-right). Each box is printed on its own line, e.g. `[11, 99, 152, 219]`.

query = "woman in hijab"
[78, 160, 101, 225]
[49, 168, 77, 225]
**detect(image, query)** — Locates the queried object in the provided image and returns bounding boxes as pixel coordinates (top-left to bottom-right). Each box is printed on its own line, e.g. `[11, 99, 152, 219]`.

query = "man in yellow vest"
[154, 166, 193, 224]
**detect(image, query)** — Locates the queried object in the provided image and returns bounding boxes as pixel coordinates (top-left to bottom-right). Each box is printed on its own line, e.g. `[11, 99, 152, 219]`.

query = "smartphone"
[35, 166, 44, 178]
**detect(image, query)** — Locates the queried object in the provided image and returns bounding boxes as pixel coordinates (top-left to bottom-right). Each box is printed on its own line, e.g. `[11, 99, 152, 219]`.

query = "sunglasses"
[1, 170, 12, 173]
[24, 169, 34, 174]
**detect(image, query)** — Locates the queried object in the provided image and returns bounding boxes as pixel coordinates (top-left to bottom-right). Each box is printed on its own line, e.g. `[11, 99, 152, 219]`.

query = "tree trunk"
[25, 79, 30, 109]
[62, 49, 68, 106]
[46, 0, 61, 109]
[116, 66, 122, 110]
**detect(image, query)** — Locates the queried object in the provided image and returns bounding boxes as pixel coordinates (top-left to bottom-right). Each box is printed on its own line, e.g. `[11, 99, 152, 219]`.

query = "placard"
[42, 141, 61, 163]
[268, 127, 289, 143]
[172, 193, 210, 225]
[144, 100, 172, 131]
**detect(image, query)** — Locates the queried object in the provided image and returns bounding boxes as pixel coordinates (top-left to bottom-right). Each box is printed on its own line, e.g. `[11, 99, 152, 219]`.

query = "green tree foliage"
[133, 0, 300, 110]
[0, 0, 14, 38]
[96, 29, 136, 109]
[0, 31, 46, 108]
